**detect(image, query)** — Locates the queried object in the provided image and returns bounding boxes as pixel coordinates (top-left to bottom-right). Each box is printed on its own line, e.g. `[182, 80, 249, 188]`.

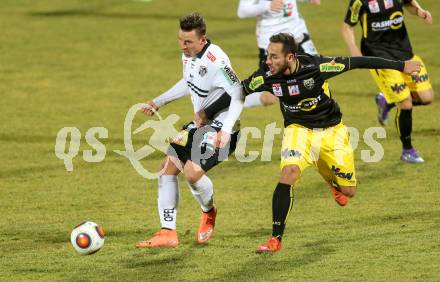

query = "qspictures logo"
[55, 104, 388, 179]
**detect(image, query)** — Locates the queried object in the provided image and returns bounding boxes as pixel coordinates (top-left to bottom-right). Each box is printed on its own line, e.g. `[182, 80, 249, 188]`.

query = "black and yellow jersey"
[242, 53, 405, 129]
[344, 0, 413, 60]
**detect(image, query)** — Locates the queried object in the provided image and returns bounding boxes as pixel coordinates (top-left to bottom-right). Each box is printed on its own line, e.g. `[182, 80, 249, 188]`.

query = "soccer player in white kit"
[237, 0, 321, 107]
[238, 0, 320, 67]
[136, 13, 243, 248]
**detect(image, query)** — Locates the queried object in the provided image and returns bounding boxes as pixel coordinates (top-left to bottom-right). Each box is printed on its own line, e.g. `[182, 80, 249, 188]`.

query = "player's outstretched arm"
[142, 79, 189, 115]
[404, 0, 432, 24]
[318, 56, 420, 80]
[348, 56, 421, 74]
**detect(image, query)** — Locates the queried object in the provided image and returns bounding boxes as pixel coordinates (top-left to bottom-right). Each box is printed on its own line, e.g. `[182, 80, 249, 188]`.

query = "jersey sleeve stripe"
[186, 82, 208, 98]
[362, 12, 368, 38]
[187, 81, 209, 93]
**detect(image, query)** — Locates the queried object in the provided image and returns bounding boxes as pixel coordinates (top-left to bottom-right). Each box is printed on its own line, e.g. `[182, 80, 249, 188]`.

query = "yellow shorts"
[280, 122, 356, 187]
[369, 55, 432, 104]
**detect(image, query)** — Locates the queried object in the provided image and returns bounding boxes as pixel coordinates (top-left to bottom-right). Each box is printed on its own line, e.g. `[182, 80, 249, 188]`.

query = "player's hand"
[194, 110, 208, 128]
[141, 101, 158, 116]
[271, 0, 284, 12]
[214, 130, 231, 148]
[419, 9, 432, 24]
[309, 0, 321, 5]
[403, 60, 422, 75]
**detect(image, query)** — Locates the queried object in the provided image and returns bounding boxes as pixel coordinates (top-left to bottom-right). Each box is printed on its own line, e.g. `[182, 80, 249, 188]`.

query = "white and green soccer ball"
[70, 221, 105, 255]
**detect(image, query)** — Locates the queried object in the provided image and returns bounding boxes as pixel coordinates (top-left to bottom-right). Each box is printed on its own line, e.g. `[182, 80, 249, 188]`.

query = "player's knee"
[280, 165, 300, 185]
[160, 157, 181, 175]
[183, 162, 204, 184]
[339, 186, 356, 198]
[417, 89, 435, 105]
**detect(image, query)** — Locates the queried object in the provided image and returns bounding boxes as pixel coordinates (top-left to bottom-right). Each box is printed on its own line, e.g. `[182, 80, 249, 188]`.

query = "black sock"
[395, 108, 413, 150]
[272, 183, 294, 241]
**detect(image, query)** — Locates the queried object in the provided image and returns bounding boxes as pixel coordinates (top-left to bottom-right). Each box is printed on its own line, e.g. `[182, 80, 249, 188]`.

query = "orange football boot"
[330, 186, 348, 206]
[256, 236, 282, 254]
[136, 229, 178, 248]
[196, 207, 217, 244]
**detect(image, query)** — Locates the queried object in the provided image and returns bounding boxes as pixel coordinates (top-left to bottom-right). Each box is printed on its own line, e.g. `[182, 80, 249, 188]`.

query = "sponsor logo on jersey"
[249, 75, 264, 91]
[283, 2, 294, 17]
[331, 165, 354, 180]
[281, 95, 322, 112]
[207, 51, 216, 62]
[371, 11, 404, 31]
[265, 70, 273, 77]
[368, 0, 380, 13]
[384, 0, 393, 9]
[281, 148, 302, 159]
[303, 78, 315, 89]
[320, 62, 346, 73]
[287, 79, 297, 84]
[288, 85, 300, 96]
[297, 96, 322, 111]
[222, 65, 239, 85]
[350, 0, 363, 23]
[411, 73, 429, 83]
[199, 65, 207, 77]
[391, 82, 406, 93]
[272, 83, 283, 96]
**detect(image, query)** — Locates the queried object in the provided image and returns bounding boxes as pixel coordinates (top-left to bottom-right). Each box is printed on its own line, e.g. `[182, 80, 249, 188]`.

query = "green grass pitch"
[1, 0, 439, 280]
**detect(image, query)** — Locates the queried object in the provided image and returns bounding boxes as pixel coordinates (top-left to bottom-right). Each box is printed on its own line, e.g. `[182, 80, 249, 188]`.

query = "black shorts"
[167, 122, 239, 172]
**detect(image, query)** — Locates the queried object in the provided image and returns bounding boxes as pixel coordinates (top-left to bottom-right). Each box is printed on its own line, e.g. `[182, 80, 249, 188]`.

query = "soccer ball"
[70, 221, 105, 255]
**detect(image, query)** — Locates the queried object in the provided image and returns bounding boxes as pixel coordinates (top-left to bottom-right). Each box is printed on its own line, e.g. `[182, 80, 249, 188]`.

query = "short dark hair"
[269, 33, 298, 56]
[179, 13, 206, 37]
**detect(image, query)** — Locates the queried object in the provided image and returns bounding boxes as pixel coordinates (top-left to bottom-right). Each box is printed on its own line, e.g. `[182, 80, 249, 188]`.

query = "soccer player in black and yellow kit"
[240, 33, 421, 253]
[342, 0, 434, 163]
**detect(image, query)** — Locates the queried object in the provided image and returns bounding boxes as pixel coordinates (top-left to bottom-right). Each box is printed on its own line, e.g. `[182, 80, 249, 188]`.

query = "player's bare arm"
[341, 23, 362, 57]
[404, 0, 432, 24]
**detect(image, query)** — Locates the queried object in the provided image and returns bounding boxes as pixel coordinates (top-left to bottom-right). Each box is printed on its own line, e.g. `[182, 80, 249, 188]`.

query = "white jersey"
[238, 0, 312, 50]
[153, 41, 242, 133]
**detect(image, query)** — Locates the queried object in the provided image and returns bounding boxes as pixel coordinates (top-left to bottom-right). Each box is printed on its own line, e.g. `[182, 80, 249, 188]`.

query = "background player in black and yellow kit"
[342, 0, 434, 163]
[241, 33, 421, 253]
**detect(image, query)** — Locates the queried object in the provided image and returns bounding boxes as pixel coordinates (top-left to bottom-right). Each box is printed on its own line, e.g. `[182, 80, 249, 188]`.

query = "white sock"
[244, 92, 264, 108]
[157, 175, 179, 230]
[187, 175, 214, 212]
